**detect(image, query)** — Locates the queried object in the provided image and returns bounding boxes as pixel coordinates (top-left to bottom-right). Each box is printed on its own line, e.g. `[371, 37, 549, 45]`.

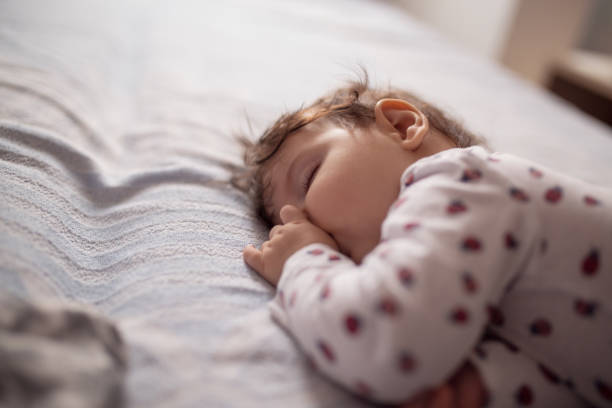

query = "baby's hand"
[243, 205, 339, 286]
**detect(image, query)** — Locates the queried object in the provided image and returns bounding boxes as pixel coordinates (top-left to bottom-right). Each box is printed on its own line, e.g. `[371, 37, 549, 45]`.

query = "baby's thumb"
[280, 205, 307, 224]
[243, 244, 264, 274]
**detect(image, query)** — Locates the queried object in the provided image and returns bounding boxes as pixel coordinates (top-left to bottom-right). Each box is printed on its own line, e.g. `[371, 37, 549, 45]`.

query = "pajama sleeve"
[469, 341, 589, 407]
[269, 153, 543, 403]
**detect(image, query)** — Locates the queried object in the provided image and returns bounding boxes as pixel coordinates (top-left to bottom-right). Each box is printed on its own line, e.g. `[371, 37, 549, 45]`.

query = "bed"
[1, 0, 611, 407]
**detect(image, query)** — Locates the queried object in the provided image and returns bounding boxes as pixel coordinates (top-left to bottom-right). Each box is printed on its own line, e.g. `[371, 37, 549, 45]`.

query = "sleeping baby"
[233, 76, 612, 408]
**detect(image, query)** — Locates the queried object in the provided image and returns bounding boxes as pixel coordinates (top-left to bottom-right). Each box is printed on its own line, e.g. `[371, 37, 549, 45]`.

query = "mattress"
[1, 0, 611, 407]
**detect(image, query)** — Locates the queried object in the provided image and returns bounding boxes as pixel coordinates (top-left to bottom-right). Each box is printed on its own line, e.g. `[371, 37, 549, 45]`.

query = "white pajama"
[270, 146, 612, 407]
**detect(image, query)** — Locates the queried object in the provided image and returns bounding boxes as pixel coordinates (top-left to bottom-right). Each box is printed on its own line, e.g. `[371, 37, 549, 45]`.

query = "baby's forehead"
[263, 120, 323, 174]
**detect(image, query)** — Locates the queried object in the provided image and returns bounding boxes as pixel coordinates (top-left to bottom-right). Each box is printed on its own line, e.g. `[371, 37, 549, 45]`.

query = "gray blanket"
[0, 293, 127, 408]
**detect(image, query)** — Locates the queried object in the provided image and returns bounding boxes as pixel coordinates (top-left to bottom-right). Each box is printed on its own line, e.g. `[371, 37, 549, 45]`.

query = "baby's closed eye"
[301, 162, 320, 193]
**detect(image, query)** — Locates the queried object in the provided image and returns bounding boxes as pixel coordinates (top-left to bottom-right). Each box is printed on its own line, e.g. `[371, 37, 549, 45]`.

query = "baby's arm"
[244, 206, 475, 406]
[244, 157, 587, 405]
[244, 205, 481, 407]
[258, 178, 530, 403]
[245, 169, 531, 403]
[244, 203, 585, 406]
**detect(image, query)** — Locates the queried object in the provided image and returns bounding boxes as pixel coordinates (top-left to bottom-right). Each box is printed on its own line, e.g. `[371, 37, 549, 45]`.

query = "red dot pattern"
[574, 298, 598, 317]
[276, 157, 609, 405]
[544, 186, 563, 204]
[581, 249, 600, 276]
[529, 318, 552, 337]
[461, 236, 482, 252]
[344, 313, 362, 335]
[515, 384, 534, 405]
[447, 199, 468, 214]
[449, 306, 470, 324]
[398, 351, 417, 373]
[462, 271, 478, 294]
[377, 296, 400, 316]
[509, 187, 530, 202]
[404, 222, 420, 231]
[584, 195, 600, 206]
[397, 268, 414, 288]
[529, 167, 543, 178]
[505, 232, 519, 250]
[354, 380, 372, 397]
[487, 305, 505, 327]
[460, 168, 482, 182]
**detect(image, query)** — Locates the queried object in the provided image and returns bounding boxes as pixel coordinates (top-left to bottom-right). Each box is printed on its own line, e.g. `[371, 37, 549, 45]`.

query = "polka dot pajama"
[269, 146, 612, 407]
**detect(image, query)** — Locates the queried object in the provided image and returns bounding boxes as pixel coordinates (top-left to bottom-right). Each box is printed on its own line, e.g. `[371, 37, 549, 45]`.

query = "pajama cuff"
[269, 243, 349, 330]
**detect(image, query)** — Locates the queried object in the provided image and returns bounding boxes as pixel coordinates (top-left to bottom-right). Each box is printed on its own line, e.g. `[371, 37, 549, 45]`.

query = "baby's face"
[263, 121, 415, 263]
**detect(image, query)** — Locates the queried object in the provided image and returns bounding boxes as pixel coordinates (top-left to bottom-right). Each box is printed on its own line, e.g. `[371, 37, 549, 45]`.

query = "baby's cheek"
[352, 229, 383, 263]
[306, 177, 353, 225]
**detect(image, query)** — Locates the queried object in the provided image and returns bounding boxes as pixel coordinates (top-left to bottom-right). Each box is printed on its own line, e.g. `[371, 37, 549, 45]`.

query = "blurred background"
[393, 0, 612, 127]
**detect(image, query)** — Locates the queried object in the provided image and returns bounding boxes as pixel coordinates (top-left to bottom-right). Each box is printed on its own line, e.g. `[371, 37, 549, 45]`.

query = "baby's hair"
[231, 72, 483, 227]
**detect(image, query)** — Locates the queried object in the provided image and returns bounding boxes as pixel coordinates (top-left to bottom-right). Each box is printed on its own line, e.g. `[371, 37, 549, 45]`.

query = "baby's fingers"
[280, 205, 307, 224]
[269, 225, 282, 239]
[243, 244, 264, 274]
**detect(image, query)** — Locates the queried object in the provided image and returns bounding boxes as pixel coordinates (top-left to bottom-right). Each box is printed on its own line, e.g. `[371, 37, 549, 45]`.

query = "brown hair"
[231, 74, 483, 227]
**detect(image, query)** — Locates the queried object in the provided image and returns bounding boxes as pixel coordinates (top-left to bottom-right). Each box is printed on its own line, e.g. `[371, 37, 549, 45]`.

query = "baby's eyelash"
[301, 164, 319, 193]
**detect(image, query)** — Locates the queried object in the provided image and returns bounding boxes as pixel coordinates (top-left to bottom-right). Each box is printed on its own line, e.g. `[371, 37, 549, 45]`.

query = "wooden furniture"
[548, 51, 612, 127]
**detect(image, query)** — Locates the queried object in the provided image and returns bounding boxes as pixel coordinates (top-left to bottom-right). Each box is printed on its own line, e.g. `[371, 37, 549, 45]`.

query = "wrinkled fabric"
[0, 293, 127, 408]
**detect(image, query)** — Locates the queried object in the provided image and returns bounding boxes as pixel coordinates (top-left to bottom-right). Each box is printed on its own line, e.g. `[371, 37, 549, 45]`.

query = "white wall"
[398, 0, 520, 59]
[501, 0, 594, 83]
[397, 0, 594, 85]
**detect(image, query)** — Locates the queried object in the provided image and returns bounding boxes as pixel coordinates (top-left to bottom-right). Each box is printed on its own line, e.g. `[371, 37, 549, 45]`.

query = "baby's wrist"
[279, 243, 348, 288]
[285, 242, 339, 265]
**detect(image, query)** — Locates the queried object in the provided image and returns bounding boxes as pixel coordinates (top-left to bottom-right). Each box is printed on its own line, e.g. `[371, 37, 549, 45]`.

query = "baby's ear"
[374, 98, 429, 151]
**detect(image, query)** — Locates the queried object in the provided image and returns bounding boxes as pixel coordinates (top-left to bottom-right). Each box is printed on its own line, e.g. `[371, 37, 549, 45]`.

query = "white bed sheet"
[1, 0, 611, 407]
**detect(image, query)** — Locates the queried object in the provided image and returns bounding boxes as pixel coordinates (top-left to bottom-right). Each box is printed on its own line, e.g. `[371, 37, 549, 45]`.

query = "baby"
[233, 77, 612, 408]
